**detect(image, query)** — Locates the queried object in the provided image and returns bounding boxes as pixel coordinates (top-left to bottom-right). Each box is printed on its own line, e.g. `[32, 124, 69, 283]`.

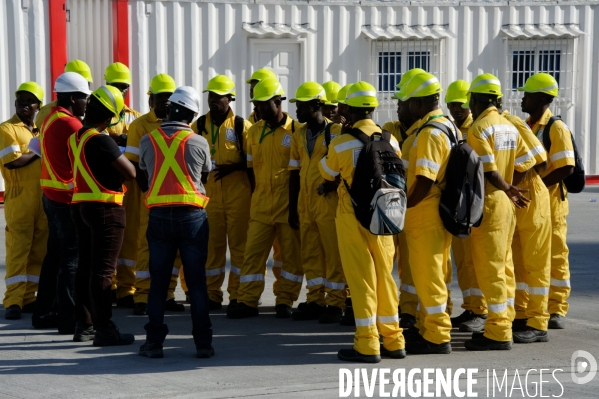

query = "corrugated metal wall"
[1, 0, 598, 173]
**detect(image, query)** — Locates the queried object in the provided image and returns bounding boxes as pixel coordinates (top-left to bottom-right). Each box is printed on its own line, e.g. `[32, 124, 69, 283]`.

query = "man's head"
[518, 73, 558, 115]
[247, 68, 277, 100]
[64, 59, 93, 87]
[54, 72, 91, 117]
[467, 73, 502, 120]
[445, 80, 471, 125]
[15, 82, 44, 121]
[105, 62, 132, 99]
[345, 81, 378, 124]
[148, 74, 176, 118]
[321, 81, 341, 119]
[84, 86, 125, 130]
[250, 77, 286, 122]
[334, 84, 353, 120]
[203, 75, 236, 115]
[167, 86, 201, 123]
[398, 72, 442, 120]
[290, 82, 327, 123]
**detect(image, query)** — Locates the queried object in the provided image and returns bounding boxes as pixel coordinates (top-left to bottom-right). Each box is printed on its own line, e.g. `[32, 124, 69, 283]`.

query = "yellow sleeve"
[467, 125, 497, 173]
[319, 137, 341, 181]
[288, 129, 301, 171]
[514, 135, 535, 173]
[390, 136, 402, 159]
[508, 116, 547, 165]
[548, 120, 576, 169]
[125, 118, 143, 162]
[414, 128, 445, 181]
[0, 124, 22, 164]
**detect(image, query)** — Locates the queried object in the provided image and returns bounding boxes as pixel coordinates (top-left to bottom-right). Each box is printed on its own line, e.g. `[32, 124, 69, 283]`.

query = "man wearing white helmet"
[33, 72, 90, 333]
[138, 86, 214, 359]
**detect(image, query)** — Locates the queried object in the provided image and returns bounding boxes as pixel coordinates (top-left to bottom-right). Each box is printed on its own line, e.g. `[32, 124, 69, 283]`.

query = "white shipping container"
[0, 0, 597, 175]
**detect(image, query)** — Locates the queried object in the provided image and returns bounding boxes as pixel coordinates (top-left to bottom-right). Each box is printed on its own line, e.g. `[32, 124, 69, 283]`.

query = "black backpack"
[418, 121, 484, 238]
[197, 114, 246, 158]
[342, 128, 407, 235]
[542, 116, 585, 197]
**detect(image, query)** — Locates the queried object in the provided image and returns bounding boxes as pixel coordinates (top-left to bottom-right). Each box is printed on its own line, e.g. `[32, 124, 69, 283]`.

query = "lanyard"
[210, 121, 218, 155]
[426, 114, 444, 124]
[259, 123, 278, 144]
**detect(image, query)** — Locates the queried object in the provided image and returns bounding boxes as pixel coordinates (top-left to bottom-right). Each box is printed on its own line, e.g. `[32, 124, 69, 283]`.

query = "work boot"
[512, 318, 528, 332]
[227, 299, 238, 309]
[380, 344, 407, 359]
[340, 306, 355, 326]
[227, 302, 259, 319]
[32, 313, 58, 329]
[133, 302, 147, 316]
[73, 324, 96, 342]
[21, 302, 36, 313]
[139, 342, 164, 358]
[319, 306, 343, 324]
[451, 310, 474, 327]
[93, 321, 135, 347]
[208, 300, 222, 311]
[513, 327, 548, 344]
[196, 345, 215, 358]
[464, 336, 512, 351]
[116, 295, 135, 309]
[291, 302, 326, 321]
[459, 313, 487, 332]
[406, 339, 452, 355]
[403, 327, 425, 343]
[399, 313, 416, 329]
[337, 348, 381, 364]
[275, 304, 292, 319]
[548, 314, 566, 329]
[296, 301, 308, 311]
[165, 298, 185, 312]
[5, 305, 21, 320]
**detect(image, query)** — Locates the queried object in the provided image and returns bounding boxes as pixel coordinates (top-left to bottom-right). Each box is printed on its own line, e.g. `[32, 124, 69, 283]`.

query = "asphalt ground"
[0, 187, 598, 398]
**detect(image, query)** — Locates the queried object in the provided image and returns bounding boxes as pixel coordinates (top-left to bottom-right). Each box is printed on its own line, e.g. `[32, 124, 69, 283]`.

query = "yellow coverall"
[191, 110, 252, 303]
[35, 100, 58, 128]
[503, 112, 551, 331]
[404, 111, 456, 344]
[107, 105, 142, 299]
[289, 122, 345, 308]
[126, 109, 186, 303]
[0, 115, 48, 308]
[319, 119, 404, 356]
[451, 114, 487, 315]
[237, 114, 303, 308]
[529, 109, 575, 317]
[467, 107, 535, 342]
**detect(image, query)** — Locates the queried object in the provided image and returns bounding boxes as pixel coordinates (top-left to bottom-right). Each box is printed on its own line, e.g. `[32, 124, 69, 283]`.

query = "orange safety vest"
[40, 109, 74, 191]
[68, 128, 125, 205]
[145, 128, 210, 209]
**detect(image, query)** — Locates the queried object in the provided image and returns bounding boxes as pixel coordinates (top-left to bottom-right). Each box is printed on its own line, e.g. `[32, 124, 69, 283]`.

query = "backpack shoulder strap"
[542, 115, 560, 153]
[348, 127, 370, 145]
[399, 122, 408, 142]
[381, 130, 392, 142]
[197, 115, 208, 135]
[234, 115, 245, 155]
[324, 122, 333, 148]
[291, 120, 295, 134]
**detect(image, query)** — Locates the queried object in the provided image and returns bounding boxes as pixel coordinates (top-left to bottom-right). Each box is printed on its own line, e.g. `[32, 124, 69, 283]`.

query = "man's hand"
[317, 178, 340, 196]
[505, 185, 531, 208]
[288, 208, 300, 230]
[214, 162, 244, 181]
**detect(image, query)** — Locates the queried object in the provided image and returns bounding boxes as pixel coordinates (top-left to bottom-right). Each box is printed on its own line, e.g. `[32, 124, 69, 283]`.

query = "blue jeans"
[34, 195, 78, 331]
[144, 206, 212, 348]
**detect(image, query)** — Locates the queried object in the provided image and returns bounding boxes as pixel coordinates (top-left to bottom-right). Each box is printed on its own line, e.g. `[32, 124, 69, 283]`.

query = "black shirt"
[78, 129, 123, 192]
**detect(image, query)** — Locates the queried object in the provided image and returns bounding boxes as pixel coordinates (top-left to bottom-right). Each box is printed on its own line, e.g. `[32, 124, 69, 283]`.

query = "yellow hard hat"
[445, 80, 470, 104]
[104, 62, 132, 85]
[321, 81, 341, 105]
[15, 82, 44, 105]
[246, 68, 277, 84]
[397, 68, 426, 90]
[92, 85, 125, 117]
[334, 83, 353, 104]
[345, 81, 379, 108]
[203, 75, 236, 96]
[468, 73, 502, 96]
[518, 73, 558, 97]
[289, 82, 327, 103]
[398, 72, 442, 101]
[64, 60, 93, 83]
[147, 73, 176, 95]
[249, 77, 285, 102]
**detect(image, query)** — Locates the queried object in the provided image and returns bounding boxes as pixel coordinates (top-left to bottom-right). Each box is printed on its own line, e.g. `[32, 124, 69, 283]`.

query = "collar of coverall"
[527, 107, 553, 129]
[475, 106, 499, 122]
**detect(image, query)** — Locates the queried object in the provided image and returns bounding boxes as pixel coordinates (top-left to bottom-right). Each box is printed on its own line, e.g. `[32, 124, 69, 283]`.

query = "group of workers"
[0, 58, 574, 362]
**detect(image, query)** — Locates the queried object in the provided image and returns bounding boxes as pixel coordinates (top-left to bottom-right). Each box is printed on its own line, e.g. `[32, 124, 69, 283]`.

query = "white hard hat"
[54, 72, 92, 95]
[168, 86, 201, 114]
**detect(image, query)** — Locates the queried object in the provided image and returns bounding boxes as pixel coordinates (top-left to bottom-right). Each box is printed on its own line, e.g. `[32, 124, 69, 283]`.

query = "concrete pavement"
[0, 187, 598, 398]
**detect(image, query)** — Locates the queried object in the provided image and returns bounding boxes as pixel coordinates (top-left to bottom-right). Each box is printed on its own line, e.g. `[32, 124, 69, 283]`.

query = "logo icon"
[571, 350, 597, 384]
